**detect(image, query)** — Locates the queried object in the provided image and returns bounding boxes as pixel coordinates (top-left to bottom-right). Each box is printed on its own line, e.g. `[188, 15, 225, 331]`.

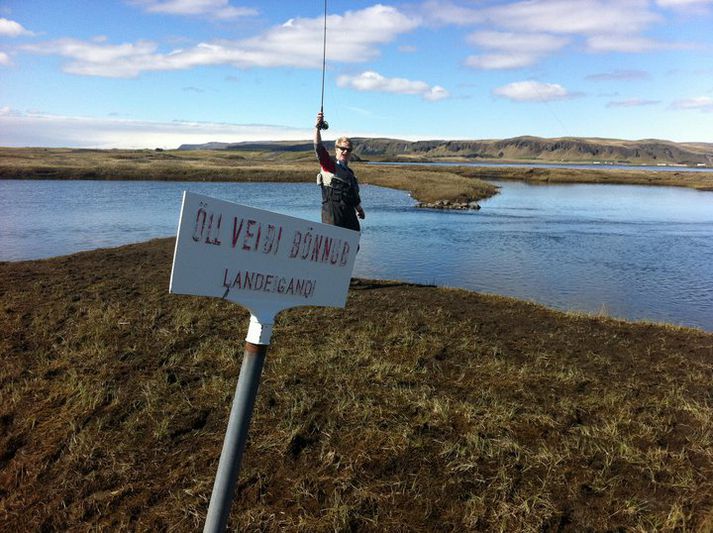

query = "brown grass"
[1, 239, 712, 531]
[2, 148, 713, 206]
[0, 147, 497, 204]
[450, 165, 713, 192]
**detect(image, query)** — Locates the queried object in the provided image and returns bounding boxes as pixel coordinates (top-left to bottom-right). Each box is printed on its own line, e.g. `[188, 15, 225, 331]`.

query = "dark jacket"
[315, 142, 361, 232]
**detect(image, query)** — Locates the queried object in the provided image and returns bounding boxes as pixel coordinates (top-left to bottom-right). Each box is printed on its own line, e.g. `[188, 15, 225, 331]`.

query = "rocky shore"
[417, 199, 481, 210]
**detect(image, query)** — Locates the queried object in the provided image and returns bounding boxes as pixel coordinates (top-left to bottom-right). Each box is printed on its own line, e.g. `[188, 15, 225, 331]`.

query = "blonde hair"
[336, 136, 352, 147]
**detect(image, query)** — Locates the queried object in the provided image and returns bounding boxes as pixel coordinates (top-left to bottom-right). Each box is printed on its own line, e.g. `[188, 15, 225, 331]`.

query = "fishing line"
[318, 0, 329, 130]
[531, 80, 572, 138]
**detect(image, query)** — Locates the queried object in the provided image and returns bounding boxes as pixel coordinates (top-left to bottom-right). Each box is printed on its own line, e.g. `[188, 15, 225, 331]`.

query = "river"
[1, 179, 711, 330]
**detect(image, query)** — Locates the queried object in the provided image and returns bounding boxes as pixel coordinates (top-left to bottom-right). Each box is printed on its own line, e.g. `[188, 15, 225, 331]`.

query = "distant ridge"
[178, 136, 713, 167]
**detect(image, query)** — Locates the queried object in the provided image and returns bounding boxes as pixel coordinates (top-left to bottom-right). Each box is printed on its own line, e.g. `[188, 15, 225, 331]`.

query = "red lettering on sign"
[262, 225, 275, 254]
[254, 224, 262, 251]
[274, 227, 282, 255]
[204, 213, 222, 246]
[310, 234, 323, 262]
[222, 268, 317, 299]
[301, 231, 313, 260]
[232, 217, 244, 248]
[340, 241, 350, 266]
[243, 220, 256, 251]
[193, 208, 207, 242]
[254, 273, 265, 291]
[289, 231, 301, 258]
[329, 240, 340, 265]
[285, 229, 351, 267]
[322, 237, 332, 263]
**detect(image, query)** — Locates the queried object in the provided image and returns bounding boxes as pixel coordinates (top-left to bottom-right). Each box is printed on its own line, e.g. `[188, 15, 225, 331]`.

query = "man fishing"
[314, 111, 365, 232]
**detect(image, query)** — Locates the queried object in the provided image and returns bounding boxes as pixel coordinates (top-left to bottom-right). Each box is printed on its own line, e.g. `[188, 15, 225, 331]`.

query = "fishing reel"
[317, 119, 329, 130]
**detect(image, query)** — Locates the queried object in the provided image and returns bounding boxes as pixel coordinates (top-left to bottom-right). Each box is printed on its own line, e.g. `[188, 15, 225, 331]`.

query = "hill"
[179, 136, 713, 167]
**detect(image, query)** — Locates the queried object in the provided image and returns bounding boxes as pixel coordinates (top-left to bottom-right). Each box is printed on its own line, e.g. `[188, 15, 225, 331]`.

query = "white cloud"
[337, 71, 449, 101]
[483, 0, 660, 36]
[670, 97, 713, 111]
[419, 0, 483, 26]
[23, 39, 164, 77]
[465, 53, 539, 70]
[129, 0, 258, 20]
[0, 110, 316, 149]
[425, 1, 679, 68]
[0, 17, 33, 37]
[586, 69, 650, 81]
[467, 31, 569, 53]
[0, 51, 11, 66]
[656, 0, 713, 7]
[425, 86, 450, 101]
[586, 34, 660, 52]
[493, 80, 573, 102]
[607, 98, 660, 107]
[21, 5, 419, 77]
[465, 31, 568, 69]
[422, 0, 662, 34]
[238, 6, 418, 66]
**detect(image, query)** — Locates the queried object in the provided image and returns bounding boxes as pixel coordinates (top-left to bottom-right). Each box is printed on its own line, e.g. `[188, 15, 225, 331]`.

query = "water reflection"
[1, 179, 711, 330]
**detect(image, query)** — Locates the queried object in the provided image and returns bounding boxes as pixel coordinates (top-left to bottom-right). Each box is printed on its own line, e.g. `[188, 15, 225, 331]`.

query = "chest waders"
[319, 169, 360, 232]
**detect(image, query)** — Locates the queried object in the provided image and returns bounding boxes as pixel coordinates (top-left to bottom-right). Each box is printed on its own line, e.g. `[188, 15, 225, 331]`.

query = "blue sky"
[1, 0, 713, 148]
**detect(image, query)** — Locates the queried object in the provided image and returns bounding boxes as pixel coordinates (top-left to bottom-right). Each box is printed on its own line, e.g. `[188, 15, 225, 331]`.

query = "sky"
[1, 0, 713, 148]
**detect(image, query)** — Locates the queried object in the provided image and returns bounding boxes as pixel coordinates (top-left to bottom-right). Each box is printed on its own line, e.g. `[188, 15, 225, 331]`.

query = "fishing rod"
[318, 0, 329, 130]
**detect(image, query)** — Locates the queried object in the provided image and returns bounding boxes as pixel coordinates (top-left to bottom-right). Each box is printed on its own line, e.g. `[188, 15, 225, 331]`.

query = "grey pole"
[203, 341, 268, 533]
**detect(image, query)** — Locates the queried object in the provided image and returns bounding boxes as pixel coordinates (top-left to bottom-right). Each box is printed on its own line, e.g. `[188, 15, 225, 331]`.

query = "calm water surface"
[1, 179, 711, 330]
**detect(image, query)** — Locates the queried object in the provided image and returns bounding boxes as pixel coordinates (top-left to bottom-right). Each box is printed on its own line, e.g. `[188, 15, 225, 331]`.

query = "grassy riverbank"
[0, 147, 497, 205]
[1, 239, 712, 531]
[2, 148, 713, 206]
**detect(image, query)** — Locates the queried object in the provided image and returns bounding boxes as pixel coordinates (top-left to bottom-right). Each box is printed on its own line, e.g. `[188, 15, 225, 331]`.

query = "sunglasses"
[336, 145, 352, 153]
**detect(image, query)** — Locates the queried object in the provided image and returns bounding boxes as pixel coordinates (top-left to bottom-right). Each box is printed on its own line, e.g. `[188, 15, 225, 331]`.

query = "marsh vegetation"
[2, 147, 713, 530]
[2, 148, 713, 208]
[1, 239, 711, 530]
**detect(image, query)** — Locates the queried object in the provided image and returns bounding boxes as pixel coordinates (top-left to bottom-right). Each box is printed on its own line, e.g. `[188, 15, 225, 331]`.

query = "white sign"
[170, 191, 360, 342]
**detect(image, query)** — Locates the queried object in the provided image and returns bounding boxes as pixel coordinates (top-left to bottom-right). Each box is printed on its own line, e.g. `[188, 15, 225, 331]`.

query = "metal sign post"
[169, 192, 359, 532]
[203, 326, 269, 533]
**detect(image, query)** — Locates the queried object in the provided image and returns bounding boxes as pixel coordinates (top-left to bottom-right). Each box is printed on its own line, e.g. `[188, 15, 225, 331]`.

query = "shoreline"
[3, 236, 710, 333]
[365, 152, 713, 169]
[2, 148, 713, 209]
[1, 238, 712, 530]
